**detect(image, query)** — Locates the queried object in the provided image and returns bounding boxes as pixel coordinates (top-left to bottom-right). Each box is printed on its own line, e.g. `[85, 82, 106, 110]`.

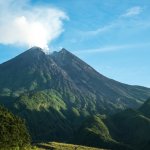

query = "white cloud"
[122, 6, 142, 17]
[0, 0, 68, 53]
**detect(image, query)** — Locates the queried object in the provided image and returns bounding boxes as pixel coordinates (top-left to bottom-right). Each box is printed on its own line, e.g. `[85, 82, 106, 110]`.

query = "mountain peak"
[20, 46, 46, 59]
[29, 46, 42, 50]
[0, 46, 47, 67]
[60, 48, 68, 52]
[51, 48, 76, 61]
[59, 48, 71, 55]
[27, 46, 45, 54]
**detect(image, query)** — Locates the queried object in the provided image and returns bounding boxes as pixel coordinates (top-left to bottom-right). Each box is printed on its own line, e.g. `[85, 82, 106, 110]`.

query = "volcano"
[0, 47, 150, 142]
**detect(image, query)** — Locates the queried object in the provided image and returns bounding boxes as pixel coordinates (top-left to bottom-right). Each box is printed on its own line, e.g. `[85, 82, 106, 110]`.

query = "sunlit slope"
[36, 142, 107, 150]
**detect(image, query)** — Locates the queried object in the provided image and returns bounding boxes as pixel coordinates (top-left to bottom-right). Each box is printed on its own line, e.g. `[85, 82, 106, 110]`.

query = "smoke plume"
[0, 0, 68, 53]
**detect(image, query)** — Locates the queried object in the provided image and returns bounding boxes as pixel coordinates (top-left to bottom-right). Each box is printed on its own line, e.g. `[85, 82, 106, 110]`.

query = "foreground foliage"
[0, 105, 31, 150]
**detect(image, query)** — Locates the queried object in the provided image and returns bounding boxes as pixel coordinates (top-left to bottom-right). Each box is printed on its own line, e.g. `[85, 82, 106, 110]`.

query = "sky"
[0, 0, 150, 87]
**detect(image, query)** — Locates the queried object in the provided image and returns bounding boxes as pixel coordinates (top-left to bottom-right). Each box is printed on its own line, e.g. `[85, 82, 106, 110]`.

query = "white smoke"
[0, 0, 68, 53]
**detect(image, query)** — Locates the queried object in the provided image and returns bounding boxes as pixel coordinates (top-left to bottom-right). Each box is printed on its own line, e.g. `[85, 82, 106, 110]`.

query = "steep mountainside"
[0, 47, 150, 111]
[52, 48, 150, 110]
[139, 98, 150, 118]
[0, 47, 150, 143]
[110, 109, 150, 150]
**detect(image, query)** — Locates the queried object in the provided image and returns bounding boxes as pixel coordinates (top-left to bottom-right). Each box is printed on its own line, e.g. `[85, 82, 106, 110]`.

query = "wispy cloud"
[74, 43, 150, 54]
[122, 6, 143, 17]
[82, 23, 115, 36]
[75, 45, 125, 54]
[81, 6, 144, 37]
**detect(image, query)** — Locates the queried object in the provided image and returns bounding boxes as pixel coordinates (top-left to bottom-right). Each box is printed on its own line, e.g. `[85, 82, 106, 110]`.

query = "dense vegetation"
[110, 108, 150, 150]
[74, 99, 150, 150]
[74, 115, 131, 150]
[0, 105, 31, 149]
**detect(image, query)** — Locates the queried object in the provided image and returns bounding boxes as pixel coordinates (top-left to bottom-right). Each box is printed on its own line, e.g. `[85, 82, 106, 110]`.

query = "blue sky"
[0, 0, 150, 87]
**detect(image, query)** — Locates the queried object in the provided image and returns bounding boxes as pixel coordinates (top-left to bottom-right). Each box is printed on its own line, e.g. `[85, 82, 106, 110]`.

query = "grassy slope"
[36, 142, 107, 150]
